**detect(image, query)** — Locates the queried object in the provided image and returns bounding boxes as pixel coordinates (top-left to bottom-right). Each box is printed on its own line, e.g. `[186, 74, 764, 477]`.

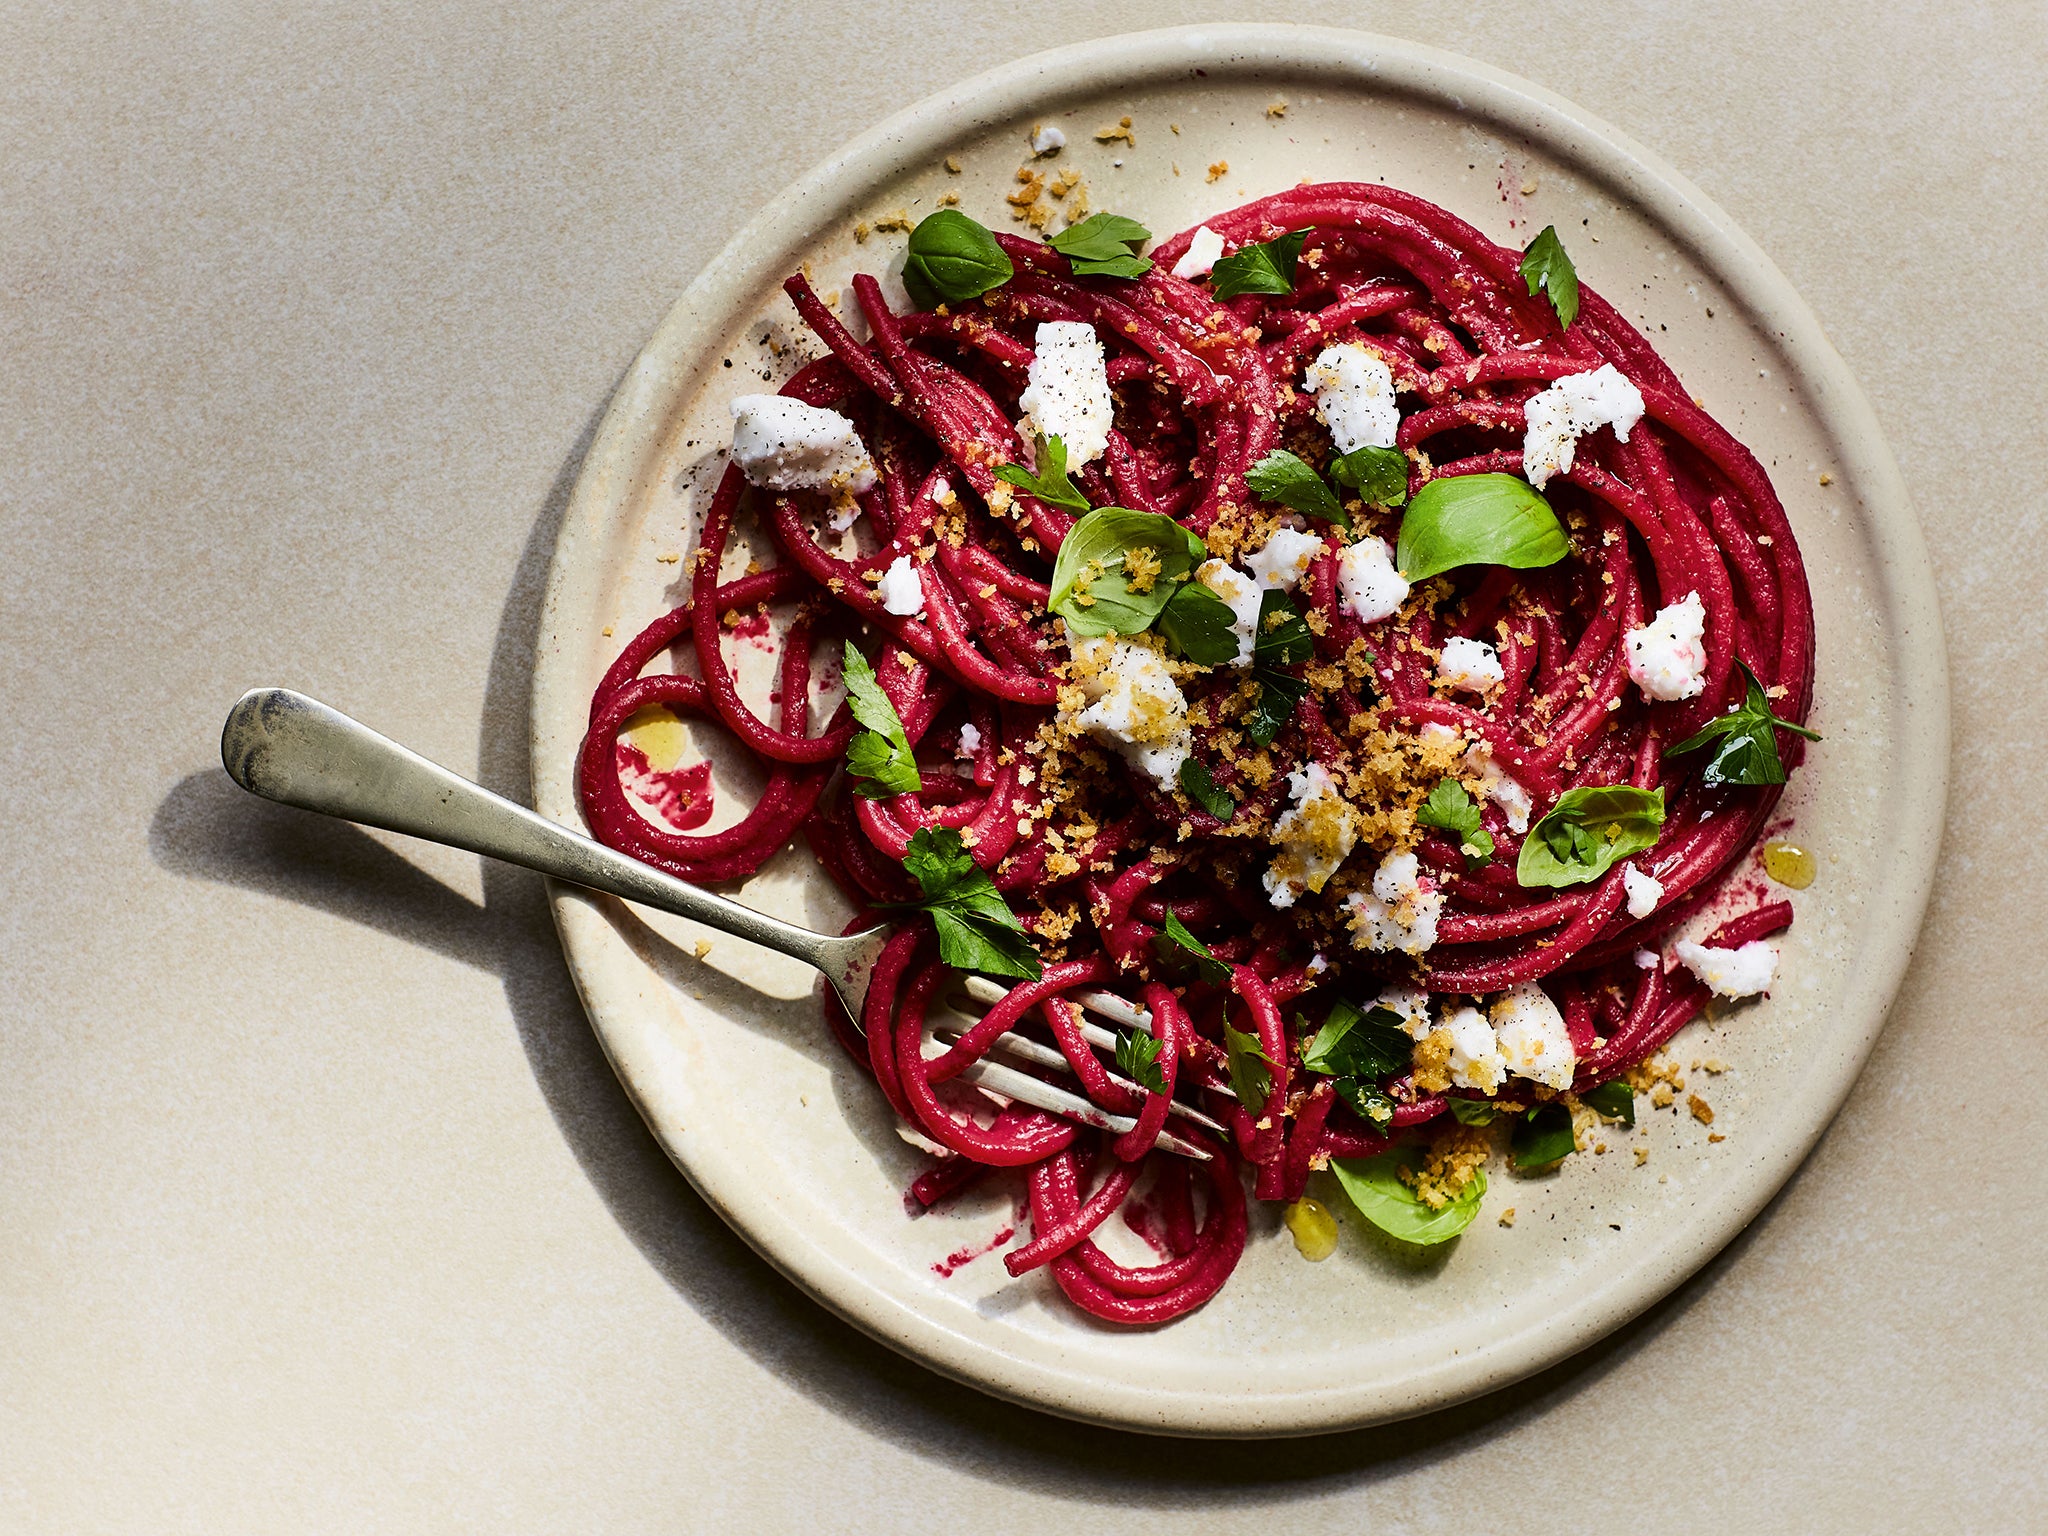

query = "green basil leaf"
[1152, 910, 1232, 985]
[1581, 1080, 1636, 1127]
[1396, 473, 1569, 582]
[1301, 1000, 1411, 1080]
[1208, 228, 1309, 301]
[1518, 224, 1580, 329]
[1245, 667, 1307, 747]
[840, 642, 922, 797]
[1667, 661, 1822, 788]
[1246, 449, 1349, 527]
[1049, 212, 1152, 262]
[1448, 1097, 1498, 1127]
[1177, 758, 1237, 823]
[1330, 444, 1411, 507]
[1414, 779, 1495, 869]
[1114, 1028, 1168, 1094]
[1333, 1076, 1398, 1134]
[1046, 507, 1206, 637]
[1223, 1024, 1274, 1117]
[1330, 1152, 1486, 1245]
[993, 431, 1091, 515]
[1156, 579, 1241, 665]
[1251, 589, 1313, 667]
[1511, 1102, 1577, 1169]
[1517, 785, 1666, 889]
[1064, 251, 1153, 279]
[901, 210, 1014, 309]
[892, 826, 1042, 979]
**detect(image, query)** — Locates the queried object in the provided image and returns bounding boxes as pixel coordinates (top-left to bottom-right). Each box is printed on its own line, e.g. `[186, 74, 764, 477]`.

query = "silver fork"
[219, 688, 1212, 1159]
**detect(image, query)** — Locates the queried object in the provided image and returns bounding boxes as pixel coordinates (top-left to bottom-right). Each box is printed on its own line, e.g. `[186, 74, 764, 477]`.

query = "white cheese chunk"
[1061, 634, 1190, 789]
[955, 722, 982, 759]
[1336, 535, 1409, 624]
[1303, 343, 1400, 453]
[1625, 592, 1709, 702]
[876, 554, 924, 617]
[1376, 985, 1433, 1040]
[1491, 982, 1576, 1090]
[1263, 762, 1359, 908]
[1453, 733, 1532, 834]
[1244, 527, 1327, 590]
[1674, 938, 1778, 998]
[1171, 225, 1226, 280]
[1634, 948, 1661, 970]
[1436, 636, 1505, 696]
[1195, 558, 1264, 668]
[1623, 862, 1664, 919]
[1017, 321, 1112, 467]
[1029, 123, 1066, 155]
[1521, 363, 1646, 489]
[1343, 850, 1444, 955]
[730, 395, 877, 493]
[1442, 1005, 1508, 1095]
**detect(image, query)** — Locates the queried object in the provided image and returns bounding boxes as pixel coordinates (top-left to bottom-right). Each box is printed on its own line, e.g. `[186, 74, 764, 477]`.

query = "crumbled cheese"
[1436, 636, 1504, 695]
[1171, 225, 1226, 280]
[1302, 343, 1399, 453]
[1195, 558, 1263, 667]
[1018, 321, 1112, 466]
[1376, 985, 1433, 1039]
[1029, 123, 1066, 155]
[877, 554, 924, 616]
[1634, 948, 1660, 969]
[1343, 851, 1444, 955]
[1442, 1004, 1507, 1095]
[1674, 939, 1777, 998]
[1491, 982, 1576, 1090]
[1335, 535, 1409, 624]
[1263, 762, 1359, 907]
[1305, 952, 1329, 977]
[1625, 592, 1709, 701]
[1244, 527, 1327, 590]
[1457, 734, 1531, 833]
[1624, 862, 1664, 919]
[729, 395, 877, 493]
[955, 722, 982, 759]
[1522, 364, 1646, 489]
[827, 500, 863, 534]
[1061, 634, 1191, 789]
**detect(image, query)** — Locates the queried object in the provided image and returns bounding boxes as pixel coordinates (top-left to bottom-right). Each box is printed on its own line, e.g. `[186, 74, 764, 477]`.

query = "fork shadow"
[146, 397, 1765, 1501]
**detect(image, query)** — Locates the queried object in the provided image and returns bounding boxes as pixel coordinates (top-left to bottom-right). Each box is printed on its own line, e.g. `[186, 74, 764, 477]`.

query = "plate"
[529, 24, 1947, 1436]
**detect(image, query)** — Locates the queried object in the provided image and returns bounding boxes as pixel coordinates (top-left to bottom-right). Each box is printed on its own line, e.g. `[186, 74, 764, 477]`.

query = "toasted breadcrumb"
[1206, 160, 1229, 183]
[1688, 1094, 1715, 1125]
[1498, 1207, 1516, 1227]
[1095, 115, 1136, 147]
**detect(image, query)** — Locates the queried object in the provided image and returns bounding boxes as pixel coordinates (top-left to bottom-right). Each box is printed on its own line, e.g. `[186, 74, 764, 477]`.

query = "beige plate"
[529, 25, 1947, 1436]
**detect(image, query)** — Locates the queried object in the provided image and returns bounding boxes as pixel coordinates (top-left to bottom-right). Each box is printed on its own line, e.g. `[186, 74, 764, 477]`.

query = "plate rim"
[529, 22, 1950, 1436]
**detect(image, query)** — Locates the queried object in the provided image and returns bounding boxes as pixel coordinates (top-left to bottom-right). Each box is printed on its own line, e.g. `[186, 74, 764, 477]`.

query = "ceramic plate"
[529, 25, 1946, 1436]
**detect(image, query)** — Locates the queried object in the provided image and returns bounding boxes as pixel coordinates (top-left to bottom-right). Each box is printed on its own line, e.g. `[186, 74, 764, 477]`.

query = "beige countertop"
[3, 2, 2040, 1529]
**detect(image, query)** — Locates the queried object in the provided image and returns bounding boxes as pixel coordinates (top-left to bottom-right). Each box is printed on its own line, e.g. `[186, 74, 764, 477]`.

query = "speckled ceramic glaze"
[529, 25, 1947, 1436]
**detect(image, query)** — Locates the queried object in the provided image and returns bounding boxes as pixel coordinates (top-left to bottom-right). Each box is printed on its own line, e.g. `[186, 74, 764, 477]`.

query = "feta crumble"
[1029, 123, 1066, 155]
[1171, 225, 1226, 280]
[876, 554, 924, 617]
[1263, 762, 1359, 907]
[1521, 363, 1646, 489]
[955, 722, 982, 760]
[1634, 948, 1661, 969]
[1376, 985, 1433, 1039]
[1195, 558, 1263, 667]
[1343, 851, 1444, 955]
[1491, 982, 1576, 1090]
[1443, 1005, 1508, 1095]
[1061, 635, 1191, 789]
[1302, 343, 1399, 453]
[1623, 862, 1664, 919]
[730, 395, 877, 493]
[1625, 592, 1709, 702]
[1244, 527, 1327, 590]
[1436, 636, 1504, 696]
[1018, 321, 1113, 467]
[1335, 535, 1409, 624]
[1674, 938, 1777, 998]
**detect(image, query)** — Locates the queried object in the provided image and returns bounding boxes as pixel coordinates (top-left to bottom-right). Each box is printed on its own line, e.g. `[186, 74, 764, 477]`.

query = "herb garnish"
[1152, 910, 1232, 985]
[1048, 213, 1153, 279]
[993, 431, 1091, 515]
[1581, 1081, 1636, 1127]
[1246, 449, 1349, 527]
[1114, 1028, 1168, 1094]
[1510, 1101, 1577, 1169]
[1517, 785, 1666, 889]
[1331, 444, 1411, 507]
[1223, 1023, 1275, 1115]
[1414, 779, 1495, 869]
[1253, 590, 1313, 666]
[841, 642, 922, 798]
[1045, 507, 1206, 637]
[1330, 1152, 1487, 1245]
[1518, 225, 1580, 329]
[892, 826, 1043, 979]
[1154, 579, 1241, 666]
[1245, 669, 1308, 747]
[1177, 758, 1237, 823]
[1666, 661, 1821, 787]
[1395, 472, 1570, 581]
[901, 210, 1015, 309]
[1208, 228, 1310, 300]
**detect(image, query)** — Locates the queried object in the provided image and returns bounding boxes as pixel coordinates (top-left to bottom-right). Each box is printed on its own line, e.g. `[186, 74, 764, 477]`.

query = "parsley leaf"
[1666, 661, 1821, 788]
[1299, 999, 1411, 1080]
[1330, 444, 1410, 507]
[1155, 578, 1241, 665]
[1517, 785, 1666, 889]
[1517, 224, 1580, 329]
[1208, 228, 1309, 300]
[1223, 1023, 1274, 1116]
[1510, 1101, 1577, 1169]
[893, 826, 1043, 979]
[1448, 1098, 1498, 1127]
[1253, 590, 1314, 667]
[841, 642, 921, 798]
[993, 431, 1091, 515]
[1177, 758, 1237, 823]
[1151, 910, 1232, 985]
[902, 209, 1015, 309]
[1246, 449, 1349, 527]
[1414, 779, 1495, 868]
[1114, 1028, 1168, 1094]
[1330, 1152, 1486, 1245]
[1581, 1080, 1636, 1127]
[1048, 213, 1153, 279]
[1245, 667, 1308, 747]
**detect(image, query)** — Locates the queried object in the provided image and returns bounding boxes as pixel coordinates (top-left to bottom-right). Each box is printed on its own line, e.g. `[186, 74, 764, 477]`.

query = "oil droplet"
[1284, 1197, 1339, 1262]
[621, 705, 691, 771]
[1761, 840, 1816, 889]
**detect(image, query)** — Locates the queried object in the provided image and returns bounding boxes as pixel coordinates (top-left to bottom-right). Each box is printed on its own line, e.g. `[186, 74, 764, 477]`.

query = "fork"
[219, 688, 1215, 1158]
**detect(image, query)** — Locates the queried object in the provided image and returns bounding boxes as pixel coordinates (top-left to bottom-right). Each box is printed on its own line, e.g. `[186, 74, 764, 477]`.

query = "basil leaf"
[1518, 225, 1580, 329]
[1333, 1076, 1397, 1134]
[840, 642, 922, 797]
[1223, 1024, 1274, 1117]
[1448, 1097, 1498, 1127]
[1049, 213, 1153, 279]
[1331, 444, 1410, 507]
[1114, 1028, 1168, 1094]
[1667, 661, 1822, 788]
[993, 431, 1091, 515]
[1246, 449, 1349, 527]
[1517, 785, 1666, 889]
[901, 210, 1014, 309]
[893, 826, 1043, 979]
[1252, 590, 1313, 667]
[1300, 1000, 1411, 1080]
[1156, 579, 1241, 665]
[1177, 758, 1237, 823]
[1245, 667, 1308, 747]
[1208, 228, 1309, 301]
[1046, 507, 1206, 637]
[1152, 910, 1231, 985]
[1396, 473, 1569, 582]
[1330, 1152, 1486, 1245]
[1581, 1080, 1636, 1127]
[1414, 779, 1495, 868]
[1065, 251, 1152, 279]
[1511, 1102, 1576, 1169]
